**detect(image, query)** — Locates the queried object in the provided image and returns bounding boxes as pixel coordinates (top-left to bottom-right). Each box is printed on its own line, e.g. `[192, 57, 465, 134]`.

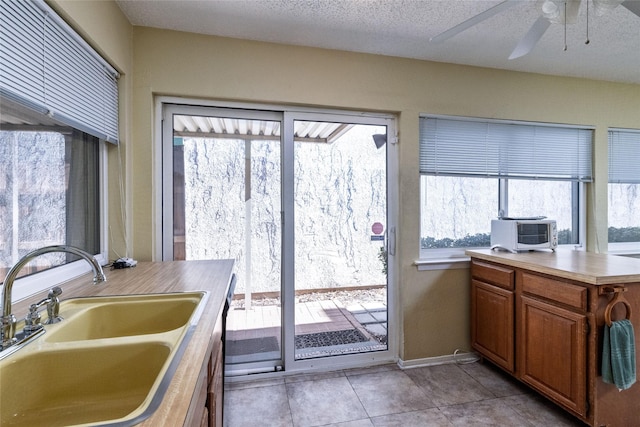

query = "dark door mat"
[295, 329, 368, 349]
[226, 336, 280, 356]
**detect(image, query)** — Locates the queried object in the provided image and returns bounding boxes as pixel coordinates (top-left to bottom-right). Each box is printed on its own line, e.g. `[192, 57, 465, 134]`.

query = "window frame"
[418, 115, 590, 264]
[3, 132, 109, 301]
[607, 183, 640, 255]
[607, 128, 640, 255]
[418, 178, 585, 263]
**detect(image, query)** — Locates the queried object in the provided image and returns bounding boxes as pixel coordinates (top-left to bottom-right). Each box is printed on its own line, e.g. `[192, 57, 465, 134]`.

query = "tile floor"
[224, 361, 585, 427]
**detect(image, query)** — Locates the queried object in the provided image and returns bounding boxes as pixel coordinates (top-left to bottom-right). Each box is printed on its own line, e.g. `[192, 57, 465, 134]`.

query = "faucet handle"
[23, 303, 43, 334]
[1, 314, 18, 349]
[48, 287, 62, 298]
[45, 287, 63, 324]
[21, 287, 64, 334]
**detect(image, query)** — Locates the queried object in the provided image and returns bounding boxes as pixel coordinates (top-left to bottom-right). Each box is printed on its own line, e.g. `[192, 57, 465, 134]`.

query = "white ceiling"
[116, 0, 640, 84]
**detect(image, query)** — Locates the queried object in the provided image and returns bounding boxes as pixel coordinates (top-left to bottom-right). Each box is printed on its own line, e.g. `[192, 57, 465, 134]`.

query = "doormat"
[226, 336, 280, 356]
[295, 329, 368, 349]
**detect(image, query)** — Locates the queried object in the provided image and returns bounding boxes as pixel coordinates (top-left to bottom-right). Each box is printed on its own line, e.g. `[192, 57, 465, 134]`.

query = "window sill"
[608, 242, 640, 257]
[11, 254, 108, 302]
[414, 257, 470, 271]
[610, 251, 640, 259]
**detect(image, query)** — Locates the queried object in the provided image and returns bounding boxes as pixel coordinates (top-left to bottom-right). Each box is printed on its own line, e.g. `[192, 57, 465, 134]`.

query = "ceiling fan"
[430, 0, 640, 59]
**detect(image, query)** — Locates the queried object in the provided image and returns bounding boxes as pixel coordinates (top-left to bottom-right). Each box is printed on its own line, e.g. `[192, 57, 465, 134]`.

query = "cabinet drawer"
[471, 260, 514, 290]
[522, 273, 587, 311]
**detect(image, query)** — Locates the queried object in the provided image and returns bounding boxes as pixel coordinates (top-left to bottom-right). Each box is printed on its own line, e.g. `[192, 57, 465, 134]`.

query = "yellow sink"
[1, 342, 171, 426]
[44, 292, 205, 342]
[0, 291, 208, 427]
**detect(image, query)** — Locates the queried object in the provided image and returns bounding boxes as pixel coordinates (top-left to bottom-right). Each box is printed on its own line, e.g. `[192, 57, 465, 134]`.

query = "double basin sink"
[0, 291, 208, 426]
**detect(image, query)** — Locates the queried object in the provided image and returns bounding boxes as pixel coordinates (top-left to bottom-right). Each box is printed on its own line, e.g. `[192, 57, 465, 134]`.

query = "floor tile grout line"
[344, 369, 375, 421]
[344, 366, 442, 422]
[455, 361, 505, 399]
[283, 380, 296, 427]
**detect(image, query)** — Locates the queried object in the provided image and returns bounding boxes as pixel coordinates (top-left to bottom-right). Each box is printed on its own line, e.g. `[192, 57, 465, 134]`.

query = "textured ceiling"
[116, 0, 640, 84]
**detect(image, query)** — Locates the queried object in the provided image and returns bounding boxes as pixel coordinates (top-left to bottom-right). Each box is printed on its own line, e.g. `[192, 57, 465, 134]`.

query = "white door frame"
[282, 110, 398, 373]
[156, 97, 399, 374]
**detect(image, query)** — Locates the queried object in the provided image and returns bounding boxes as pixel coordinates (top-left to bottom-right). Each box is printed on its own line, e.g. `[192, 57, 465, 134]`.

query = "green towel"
[602, 319, 636, 391]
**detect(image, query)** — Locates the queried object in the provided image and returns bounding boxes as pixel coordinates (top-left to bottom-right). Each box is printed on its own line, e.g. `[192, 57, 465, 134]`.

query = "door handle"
[387, 226, 396, 256]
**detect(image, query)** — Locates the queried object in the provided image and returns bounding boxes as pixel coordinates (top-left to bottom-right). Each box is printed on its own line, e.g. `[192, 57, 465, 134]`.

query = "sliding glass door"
[162, 103, 395, 375]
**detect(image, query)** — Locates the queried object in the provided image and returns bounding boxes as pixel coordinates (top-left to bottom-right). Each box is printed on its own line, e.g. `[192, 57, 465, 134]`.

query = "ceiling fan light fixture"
[542, 0, 560, 19]
[433, 0, 639, 60]
[542, 0, 581, 23]
[592, 0, 624, 16]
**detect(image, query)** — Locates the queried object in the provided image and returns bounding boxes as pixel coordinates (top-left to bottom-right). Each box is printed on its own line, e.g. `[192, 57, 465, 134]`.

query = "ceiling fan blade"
[621, 0, 640, 17]
[430, 0, 520, 44]
[509, 16, 551, 60]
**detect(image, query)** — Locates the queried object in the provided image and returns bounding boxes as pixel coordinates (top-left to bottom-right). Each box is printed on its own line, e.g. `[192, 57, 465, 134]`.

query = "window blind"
[609, 129, 640, 184]
[0, 0, 119, 144]
[419, 116, 593, 182]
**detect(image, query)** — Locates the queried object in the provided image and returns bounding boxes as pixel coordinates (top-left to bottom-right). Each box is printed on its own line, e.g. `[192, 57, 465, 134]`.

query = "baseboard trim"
[398, 351, 479, 369]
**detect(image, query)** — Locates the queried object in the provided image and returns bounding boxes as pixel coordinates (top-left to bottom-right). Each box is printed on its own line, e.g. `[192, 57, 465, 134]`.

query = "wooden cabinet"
[472, 260, 589, 420]
[470, 261, 515, 372]
[519, 294, 587, 416]
[469, 251, 640, 427]
[519, 271, 589, 418]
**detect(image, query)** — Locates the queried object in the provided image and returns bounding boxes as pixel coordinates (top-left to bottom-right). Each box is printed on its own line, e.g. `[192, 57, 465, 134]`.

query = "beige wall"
[131, 27, 640, 361]
[49, 3, 640, 362]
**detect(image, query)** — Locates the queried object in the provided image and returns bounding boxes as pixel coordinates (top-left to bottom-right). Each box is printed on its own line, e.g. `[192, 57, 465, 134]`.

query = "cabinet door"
[208, 345, 224, 427]
[520, 295, 587, 417]
[471, 279, 515, 372]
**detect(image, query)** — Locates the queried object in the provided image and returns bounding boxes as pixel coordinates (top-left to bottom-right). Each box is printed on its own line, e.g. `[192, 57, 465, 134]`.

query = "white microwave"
[490, 219, 558, 253]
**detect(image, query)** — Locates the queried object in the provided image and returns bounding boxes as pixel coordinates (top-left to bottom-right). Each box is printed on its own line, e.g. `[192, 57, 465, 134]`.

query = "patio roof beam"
[173, 130, 332, 144]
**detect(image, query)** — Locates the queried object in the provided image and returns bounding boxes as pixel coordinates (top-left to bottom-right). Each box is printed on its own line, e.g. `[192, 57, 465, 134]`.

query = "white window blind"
[609, 129, 640, 184]
[420, 116, 593, 182]
[0, 0, 119, 143]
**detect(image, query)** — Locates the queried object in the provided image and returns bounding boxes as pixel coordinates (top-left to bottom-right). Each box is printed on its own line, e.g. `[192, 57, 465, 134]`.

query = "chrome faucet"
[1, 245, 106, 350]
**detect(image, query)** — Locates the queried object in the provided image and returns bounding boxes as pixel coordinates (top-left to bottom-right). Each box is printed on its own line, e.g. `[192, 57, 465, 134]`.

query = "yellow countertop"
[10, 260, 235, 427]
[466, 249, 640, 285]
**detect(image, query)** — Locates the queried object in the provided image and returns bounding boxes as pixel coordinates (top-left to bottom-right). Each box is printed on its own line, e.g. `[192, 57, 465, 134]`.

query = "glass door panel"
[292, 121, 388, 360]
[171, 111, 283, 371]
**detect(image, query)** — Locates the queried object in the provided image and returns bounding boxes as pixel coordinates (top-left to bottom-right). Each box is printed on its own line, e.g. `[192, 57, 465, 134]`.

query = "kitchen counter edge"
[465, 249, 640, 285]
